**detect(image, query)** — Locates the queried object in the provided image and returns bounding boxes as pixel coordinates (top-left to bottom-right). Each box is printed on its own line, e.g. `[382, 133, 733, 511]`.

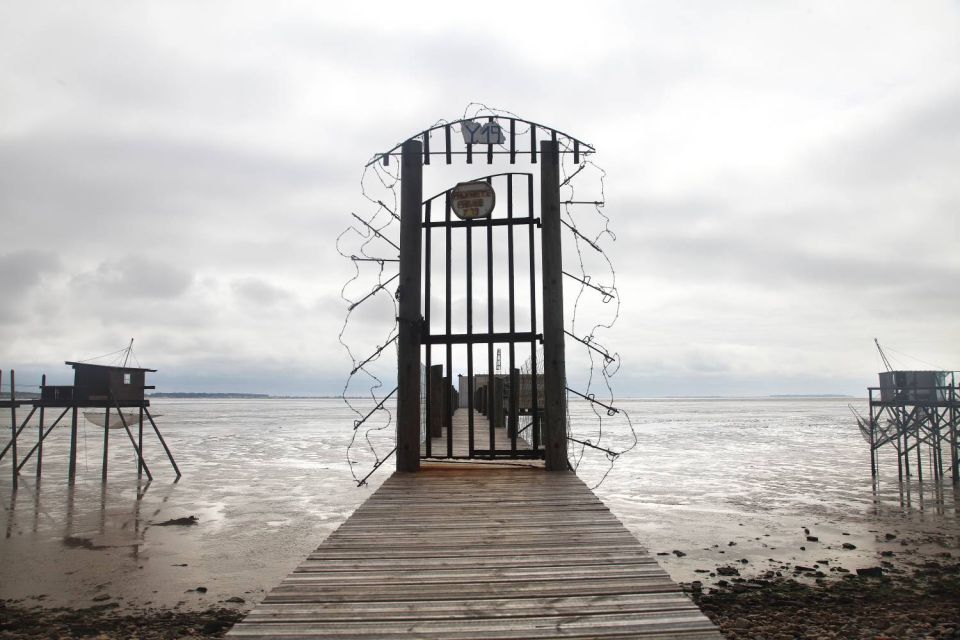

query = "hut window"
[123, 373, 131, 385]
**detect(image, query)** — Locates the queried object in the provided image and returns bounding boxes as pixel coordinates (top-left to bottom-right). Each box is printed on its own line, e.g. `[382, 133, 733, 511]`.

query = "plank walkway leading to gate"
[423, 408, 534, 459]
[228, 461, 720, 638]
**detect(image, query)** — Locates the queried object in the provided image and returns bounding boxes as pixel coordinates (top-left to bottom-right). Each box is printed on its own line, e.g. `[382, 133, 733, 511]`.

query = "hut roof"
[65, 361, 157, 373]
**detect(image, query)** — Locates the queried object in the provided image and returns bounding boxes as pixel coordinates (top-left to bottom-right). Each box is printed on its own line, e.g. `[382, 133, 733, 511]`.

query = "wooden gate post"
[397, 140, 423, 472]
[540, 141, 569, 471]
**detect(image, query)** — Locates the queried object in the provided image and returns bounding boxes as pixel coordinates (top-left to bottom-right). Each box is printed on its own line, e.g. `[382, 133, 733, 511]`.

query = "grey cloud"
[232, 277, 293, 306]
[607, 188, 959, 316]
[811, 90, 960, 189]
[627, 227, 959, 319]
[0, 250, 61, 297]
[0, 132, 342, 223]
[72, 256, 193, 299]
[0, 250, 62, 322]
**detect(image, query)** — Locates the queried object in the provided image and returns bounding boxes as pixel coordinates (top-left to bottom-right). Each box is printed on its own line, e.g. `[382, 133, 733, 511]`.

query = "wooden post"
[493, 377, 505, 430]
[935, 411, 944, 481]
[442, 376, 451, 417]
[540, 140, 568, 471]
[7, 370, 17, 490]
[37, 374, 45, 480]
[429, 365, 443, 437]
[396, 139, 423, 472]
[68, 403, 78, 485]
[138, 405, 144, 478]
[102, 404, 110, 482]
[143, 407, 181, 479]
[951, 398, 959, 485]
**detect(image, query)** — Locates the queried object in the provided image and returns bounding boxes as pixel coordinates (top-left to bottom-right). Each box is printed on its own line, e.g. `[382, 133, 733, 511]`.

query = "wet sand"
[2, 476, 957, 639]
[611, 483, 960, 590]
[1, 398, 958, 637]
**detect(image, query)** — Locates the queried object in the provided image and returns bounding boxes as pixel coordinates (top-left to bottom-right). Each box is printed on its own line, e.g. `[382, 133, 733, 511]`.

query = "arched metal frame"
[369, 116, 594, 167]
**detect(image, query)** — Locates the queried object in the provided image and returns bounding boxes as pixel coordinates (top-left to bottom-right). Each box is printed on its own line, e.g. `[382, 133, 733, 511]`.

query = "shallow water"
[0, 397, 957, 610]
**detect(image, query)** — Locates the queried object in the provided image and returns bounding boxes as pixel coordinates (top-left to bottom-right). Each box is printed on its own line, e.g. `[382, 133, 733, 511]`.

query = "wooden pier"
[229, 413, 719, 638]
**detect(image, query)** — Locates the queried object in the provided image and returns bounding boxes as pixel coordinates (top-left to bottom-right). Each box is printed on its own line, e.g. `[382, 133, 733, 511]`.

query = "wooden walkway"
[229, 462, 719, 638]
[423, 409, 535, 459]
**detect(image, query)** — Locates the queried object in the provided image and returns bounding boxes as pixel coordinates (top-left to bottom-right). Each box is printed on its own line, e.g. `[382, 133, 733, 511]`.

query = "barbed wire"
[337, 157, 403, 486]
[555, 137, 638, 488]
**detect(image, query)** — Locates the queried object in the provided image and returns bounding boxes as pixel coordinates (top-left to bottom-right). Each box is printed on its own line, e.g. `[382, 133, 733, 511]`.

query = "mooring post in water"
[396, 139, 423, 472]
[540, 140, 569, 471]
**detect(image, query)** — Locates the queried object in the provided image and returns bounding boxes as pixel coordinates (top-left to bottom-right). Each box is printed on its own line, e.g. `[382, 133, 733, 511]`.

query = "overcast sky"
[1, 1, 958, 397]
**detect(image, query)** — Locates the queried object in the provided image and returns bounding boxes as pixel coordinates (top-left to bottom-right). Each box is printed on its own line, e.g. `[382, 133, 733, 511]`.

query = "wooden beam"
[397, 139, 423, 472]
[540, 141, 568, 471]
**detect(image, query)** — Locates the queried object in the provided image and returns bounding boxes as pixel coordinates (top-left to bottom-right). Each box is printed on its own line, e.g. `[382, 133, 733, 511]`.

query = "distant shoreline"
[143, 393, 857, 400]
[147, 392, 342, 399]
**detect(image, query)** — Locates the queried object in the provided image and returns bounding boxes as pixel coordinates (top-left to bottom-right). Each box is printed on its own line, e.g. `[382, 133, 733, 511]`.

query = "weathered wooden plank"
[244, 592, 703, 621]
[296, 554, 657, 570]
[262, 579, 687, 603]
[229, 611, 719, 638]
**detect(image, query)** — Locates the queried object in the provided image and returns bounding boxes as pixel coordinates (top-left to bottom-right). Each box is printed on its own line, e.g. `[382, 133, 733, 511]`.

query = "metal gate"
[420, 172, 543, 460]
[391, 120, 584, 472]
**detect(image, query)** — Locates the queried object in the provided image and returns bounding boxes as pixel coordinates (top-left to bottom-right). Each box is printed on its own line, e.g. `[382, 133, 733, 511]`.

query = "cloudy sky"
[1, 1, 958, 397]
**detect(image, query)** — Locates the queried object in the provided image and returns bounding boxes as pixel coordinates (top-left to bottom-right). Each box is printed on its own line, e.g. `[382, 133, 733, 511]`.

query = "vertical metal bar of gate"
[527, 173, 540, 450]
[506, 175, 517, 455]
[487, 194, 496, 458]
[445, 196, 454, 458]
[466, 214, 475, 457]
[423, 200, 432, 458]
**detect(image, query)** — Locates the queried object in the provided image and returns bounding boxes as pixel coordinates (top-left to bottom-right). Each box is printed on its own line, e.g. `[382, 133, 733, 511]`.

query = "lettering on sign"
[461, 120, 506, 145]
[450, 181, 496, 220]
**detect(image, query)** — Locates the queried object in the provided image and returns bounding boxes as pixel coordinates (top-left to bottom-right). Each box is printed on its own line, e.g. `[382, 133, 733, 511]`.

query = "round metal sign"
[450, 181, 496, 220]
